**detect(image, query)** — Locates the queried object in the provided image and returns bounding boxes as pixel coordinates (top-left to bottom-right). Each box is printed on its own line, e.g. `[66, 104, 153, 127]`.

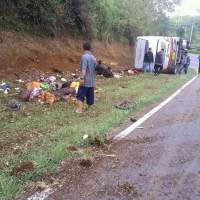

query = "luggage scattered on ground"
[0, 64, 139, 110]
[113, 73, 122, 79]
[47, 76, 57, 83]
[40, 83, 50, 90]
[0, 82, 10, 94]
[40, 91, 58, 106]
[25, 82, 41, 90]
[19, 89, 32, 101]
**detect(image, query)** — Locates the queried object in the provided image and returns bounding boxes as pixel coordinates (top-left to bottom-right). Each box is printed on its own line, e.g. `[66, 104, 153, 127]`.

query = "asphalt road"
[48, 58, 200, 200]
[189, 54, 199, 72]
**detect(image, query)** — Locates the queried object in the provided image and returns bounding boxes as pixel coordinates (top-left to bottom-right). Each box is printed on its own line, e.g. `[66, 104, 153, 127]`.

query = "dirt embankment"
[0, 32, 133, 80]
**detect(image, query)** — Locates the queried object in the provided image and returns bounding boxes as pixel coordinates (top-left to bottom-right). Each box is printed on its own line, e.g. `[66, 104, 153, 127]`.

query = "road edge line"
[114, 75, 198, 140]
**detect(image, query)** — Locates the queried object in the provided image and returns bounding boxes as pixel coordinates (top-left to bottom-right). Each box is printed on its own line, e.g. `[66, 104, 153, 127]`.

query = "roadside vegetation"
[0, 71, 196, 200]
[169, 16, 200, 54]
[1, 0, 181, 42]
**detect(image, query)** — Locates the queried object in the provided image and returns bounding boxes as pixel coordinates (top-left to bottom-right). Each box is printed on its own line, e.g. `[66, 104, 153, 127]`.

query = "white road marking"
[27, 75, 198, 200]
[114, 75, 198, 140]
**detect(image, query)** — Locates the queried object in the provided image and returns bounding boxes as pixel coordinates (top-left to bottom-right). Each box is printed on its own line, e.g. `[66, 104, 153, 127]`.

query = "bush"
[0, 0, 181, 41]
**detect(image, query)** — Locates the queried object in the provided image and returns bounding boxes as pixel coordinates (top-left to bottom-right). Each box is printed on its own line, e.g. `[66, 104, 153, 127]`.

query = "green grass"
[0, 172, 21, 200]
[0, 70, 196, 199]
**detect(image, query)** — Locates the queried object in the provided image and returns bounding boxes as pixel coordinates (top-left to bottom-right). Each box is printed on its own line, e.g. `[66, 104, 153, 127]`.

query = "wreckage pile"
[0, 68, 83, 110]
[0, 67, 139, 111]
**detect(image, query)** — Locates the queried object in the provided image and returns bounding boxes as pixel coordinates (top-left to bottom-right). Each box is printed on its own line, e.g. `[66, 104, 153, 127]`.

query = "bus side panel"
[134, 39, 146, 69]
[158, 39, 170, 70]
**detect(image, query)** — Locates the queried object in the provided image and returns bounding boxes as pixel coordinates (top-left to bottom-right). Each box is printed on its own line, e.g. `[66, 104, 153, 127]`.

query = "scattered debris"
[16, 79, 25, 83]
[19, 68, 46, 82]
[25, 82, 41, 90]
[118, 182, 138, 197]
[29, 89, 43, 102]
[19, 89, 32, 101]
[98, 154, 116, 158]
[40, 83, 50, 90]
[79, 159, 92, 168]
[0, 82, 10, 94]
[14, 87, 20, 91]
[127, 69, 139, 75]
[115, 100, 135, 110]
[130, 118, 137, 123]
[52, 68, 63, 74]
[40, 91, 58, 106]
[61, 78, 67, 82]
[67, 146, 79, 152]
[87, 136, 109, 148]
[10, 161, 36, 177]
[83, 134, 89, 140]
[47, 76, 56, 83]
[6, 99, 21, 111]
[70, 81, 80, 94]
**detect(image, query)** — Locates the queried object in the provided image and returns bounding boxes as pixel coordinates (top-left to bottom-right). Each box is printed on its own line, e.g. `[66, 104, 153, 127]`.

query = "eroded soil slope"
[0, 32, 133, 80]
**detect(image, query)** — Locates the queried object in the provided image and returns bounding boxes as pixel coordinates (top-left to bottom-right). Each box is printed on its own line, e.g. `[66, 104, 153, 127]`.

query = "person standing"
[76, 42, 96, 114]
[185, 52, 190, 74]
[198, 54, 200, 74]
[179, 51, 190, 74]
[143, 48, 154, 73]
[154, 49, 164, 75]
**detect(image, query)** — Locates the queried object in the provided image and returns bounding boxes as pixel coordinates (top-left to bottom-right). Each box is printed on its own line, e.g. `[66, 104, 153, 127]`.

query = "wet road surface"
[48, 63, 200, 200]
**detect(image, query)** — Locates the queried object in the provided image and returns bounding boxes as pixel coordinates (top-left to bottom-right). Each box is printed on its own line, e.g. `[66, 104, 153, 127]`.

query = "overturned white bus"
[134, 36, 187, 74]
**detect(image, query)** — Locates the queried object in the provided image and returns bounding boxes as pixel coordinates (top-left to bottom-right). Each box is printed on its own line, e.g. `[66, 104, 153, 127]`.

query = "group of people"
[75, 42, 195, 114]
[143, 48, 190, 75]
[143, 48, 165, 75]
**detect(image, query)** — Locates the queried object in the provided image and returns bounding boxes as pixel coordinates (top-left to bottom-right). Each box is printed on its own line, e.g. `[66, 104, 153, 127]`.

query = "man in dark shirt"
[76, 42, 96, 113]
[179, 51, 190, 74]
[95, 60, 113, 78]
[154, 49, 164, 75]
[95, 60, 105, 75]
[143, 48, 154, 73]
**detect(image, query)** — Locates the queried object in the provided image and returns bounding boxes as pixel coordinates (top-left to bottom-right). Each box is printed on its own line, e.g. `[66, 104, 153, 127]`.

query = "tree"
[176, 27, 185, 37]
[0, 0, 182, 41]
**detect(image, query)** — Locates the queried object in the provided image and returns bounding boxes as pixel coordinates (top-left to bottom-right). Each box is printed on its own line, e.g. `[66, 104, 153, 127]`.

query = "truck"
[134, 36, 186, 74]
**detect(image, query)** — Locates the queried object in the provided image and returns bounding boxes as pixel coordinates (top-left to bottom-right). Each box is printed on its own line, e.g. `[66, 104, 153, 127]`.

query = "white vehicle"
[134, 36, 183, 74]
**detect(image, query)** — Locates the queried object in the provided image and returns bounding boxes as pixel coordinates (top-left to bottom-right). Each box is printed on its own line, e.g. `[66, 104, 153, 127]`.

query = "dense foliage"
[0, 0, 181, 43]
[169, 16, 200, 53]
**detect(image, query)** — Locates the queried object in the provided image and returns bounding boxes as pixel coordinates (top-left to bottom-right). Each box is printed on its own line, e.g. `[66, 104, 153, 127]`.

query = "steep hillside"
[0, 31, 133, 80]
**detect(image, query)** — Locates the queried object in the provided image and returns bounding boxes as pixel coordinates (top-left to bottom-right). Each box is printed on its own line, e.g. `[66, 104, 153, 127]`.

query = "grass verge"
[0, 70, 196, 199]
